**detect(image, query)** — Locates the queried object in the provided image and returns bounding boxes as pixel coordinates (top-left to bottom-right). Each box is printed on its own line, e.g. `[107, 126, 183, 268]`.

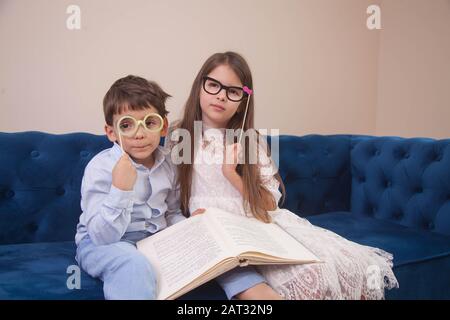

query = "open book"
[136, 207, 321, 300]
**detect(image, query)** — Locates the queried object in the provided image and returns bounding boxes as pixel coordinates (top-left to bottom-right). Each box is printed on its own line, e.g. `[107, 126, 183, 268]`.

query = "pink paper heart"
[243, 86, 253, 95]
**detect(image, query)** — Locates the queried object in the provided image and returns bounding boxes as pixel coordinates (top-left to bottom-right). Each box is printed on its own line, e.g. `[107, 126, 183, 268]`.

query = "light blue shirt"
[75, 142, 185, 246]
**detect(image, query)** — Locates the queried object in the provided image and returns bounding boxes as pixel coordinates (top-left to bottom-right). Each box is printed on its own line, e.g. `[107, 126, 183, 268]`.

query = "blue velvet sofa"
[1, 131, 449, 299]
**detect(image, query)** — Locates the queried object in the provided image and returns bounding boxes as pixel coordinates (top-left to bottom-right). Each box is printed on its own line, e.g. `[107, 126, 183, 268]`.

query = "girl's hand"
[112, 153, 137, 191]
[222, 143, 242, 177]
[191, 208, 206, 217]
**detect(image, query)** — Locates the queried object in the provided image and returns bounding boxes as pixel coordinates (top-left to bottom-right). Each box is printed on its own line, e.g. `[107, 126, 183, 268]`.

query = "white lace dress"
[185, 127, 399, 300]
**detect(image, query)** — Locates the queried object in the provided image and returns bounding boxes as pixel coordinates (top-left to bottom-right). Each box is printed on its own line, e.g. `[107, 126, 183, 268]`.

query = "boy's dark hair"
[103, 75, 171, 125]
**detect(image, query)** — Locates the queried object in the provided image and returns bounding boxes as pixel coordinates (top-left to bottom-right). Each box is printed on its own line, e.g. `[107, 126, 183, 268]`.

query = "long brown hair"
[174, 52, 285, 222]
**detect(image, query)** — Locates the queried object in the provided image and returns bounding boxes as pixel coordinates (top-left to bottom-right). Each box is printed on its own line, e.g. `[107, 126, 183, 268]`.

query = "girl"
[169, 52, 399, 299]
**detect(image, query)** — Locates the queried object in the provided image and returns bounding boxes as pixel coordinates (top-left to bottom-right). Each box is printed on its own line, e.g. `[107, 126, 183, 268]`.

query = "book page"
[136, 215, 235, 300]
[207, 207, 319, 263]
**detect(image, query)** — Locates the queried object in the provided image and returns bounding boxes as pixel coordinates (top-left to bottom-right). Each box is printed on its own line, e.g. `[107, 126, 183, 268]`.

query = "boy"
[75, 75, 276, 300]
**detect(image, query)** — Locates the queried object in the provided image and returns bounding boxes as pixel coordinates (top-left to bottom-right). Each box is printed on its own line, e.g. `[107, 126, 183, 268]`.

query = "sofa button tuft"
[5, 190, 15, 199]
[26, 222, 38, 233]
[394, 212, 403, 220]
[80, 150, 89, 158]
[56, 187, 66, 196]
[31, 150, 40, 158]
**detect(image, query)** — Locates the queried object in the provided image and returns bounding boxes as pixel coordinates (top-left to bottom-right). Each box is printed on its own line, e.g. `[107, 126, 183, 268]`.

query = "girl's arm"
[222, 169, 244, 194]
[222, 144, 277, 211]
[223, 169, 277, 211]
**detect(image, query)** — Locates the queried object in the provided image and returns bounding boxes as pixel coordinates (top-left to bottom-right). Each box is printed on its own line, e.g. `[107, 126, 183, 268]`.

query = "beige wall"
[0, 0, 448, 138]
[376, 0, 450, 139]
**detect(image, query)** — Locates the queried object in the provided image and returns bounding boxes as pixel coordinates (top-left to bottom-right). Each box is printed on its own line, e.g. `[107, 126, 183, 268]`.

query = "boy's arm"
[80, 164, 134, 245]
[165, 157, 186, 226]
[165, 183, 186, 226]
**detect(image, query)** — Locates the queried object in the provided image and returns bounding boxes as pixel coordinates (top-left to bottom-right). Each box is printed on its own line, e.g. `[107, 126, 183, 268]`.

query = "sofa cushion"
[0, 240, 227, 300]
[0, 241, 103, 299]
[307, 211, 450, 299]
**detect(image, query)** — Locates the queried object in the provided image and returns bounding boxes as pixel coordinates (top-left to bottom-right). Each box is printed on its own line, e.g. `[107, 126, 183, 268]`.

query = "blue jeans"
[216, 267, 266, 299]
[76, 235, 156, 300]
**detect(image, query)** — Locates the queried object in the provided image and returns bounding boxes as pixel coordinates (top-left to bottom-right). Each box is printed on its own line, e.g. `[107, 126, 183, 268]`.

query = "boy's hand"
[112, 154, 137, 191]
[222, 143, 242, 177]
[191, 208, 206, 217]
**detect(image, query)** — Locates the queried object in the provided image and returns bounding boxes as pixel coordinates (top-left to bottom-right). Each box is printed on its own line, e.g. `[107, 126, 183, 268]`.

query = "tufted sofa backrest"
[0, 132, 112, 245]
[1, 132, 449, 245]
[350, 136, 450, 236]
[271, 134, 450, 236]
[3, 132, 353, 245]
[272, 135, 352, 216]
